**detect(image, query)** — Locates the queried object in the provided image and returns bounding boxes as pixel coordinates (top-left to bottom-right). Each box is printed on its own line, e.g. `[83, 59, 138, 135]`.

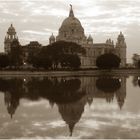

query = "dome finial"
[11, 23, 13, 27]
[69, 4, 74, 17]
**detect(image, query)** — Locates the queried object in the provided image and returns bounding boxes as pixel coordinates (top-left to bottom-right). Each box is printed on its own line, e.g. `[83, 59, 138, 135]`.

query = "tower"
[116, 32, 127, 67]
[4, 24, 18, 53]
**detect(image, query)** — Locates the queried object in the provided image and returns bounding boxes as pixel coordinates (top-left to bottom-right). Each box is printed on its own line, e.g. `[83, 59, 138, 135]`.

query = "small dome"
[118, 31, 124, 37]
[117, 31, 125, 42]
[87, 35, 93, 41]
[8, 24, 16, 33]
[49, 33, 55, 40]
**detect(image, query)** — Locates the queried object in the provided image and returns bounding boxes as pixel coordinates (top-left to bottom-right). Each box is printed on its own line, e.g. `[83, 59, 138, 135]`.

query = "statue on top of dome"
[69, 4, 74, 17]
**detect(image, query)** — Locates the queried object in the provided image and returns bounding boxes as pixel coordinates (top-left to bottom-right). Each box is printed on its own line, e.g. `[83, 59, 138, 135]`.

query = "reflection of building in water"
[80, 76, 127, 109]
[115, 77, 126, 109]
[1, 76, 126, 135]
[55, 76, 127, 136]
[132, 76, 140, 87]
[57, 96, 87, 136]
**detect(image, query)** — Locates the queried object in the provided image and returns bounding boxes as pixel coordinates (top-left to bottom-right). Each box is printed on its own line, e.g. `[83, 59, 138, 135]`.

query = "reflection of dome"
[57, 96, 87, 136]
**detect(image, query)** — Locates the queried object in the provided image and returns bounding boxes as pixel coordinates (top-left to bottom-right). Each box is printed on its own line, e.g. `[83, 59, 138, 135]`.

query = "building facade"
[50, 5, 127, 68]
[4, 5, 127, 68]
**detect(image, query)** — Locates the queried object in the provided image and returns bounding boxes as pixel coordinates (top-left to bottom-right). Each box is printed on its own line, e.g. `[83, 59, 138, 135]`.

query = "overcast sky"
[0, 0, 140, 62]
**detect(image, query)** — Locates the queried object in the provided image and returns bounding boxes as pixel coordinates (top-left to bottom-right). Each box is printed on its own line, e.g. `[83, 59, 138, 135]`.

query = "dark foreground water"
[0, 75, 140, 139]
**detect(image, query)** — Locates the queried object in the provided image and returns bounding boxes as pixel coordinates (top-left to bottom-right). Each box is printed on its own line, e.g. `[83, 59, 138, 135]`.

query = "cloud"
[22, 99, 50, 107]
[22, 30, 49, 36]
[0, 0, 140, 62]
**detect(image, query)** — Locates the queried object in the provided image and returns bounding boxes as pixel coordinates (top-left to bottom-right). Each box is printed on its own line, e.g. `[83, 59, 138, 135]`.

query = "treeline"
[96, 53, 121, 69]
[0, 41, 85, 70]
[0, 77, 123, 103]
[0, 39, 123, 70]
[28, 41, 85, 70]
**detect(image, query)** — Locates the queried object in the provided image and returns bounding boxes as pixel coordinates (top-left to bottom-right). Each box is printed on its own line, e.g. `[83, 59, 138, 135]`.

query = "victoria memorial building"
[4, 5, 127, 68]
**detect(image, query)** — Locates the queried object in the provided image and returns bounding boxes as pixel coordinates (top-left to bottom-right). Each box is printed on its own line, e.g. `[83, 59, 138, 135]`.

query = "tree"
[8, 40, 23, 68]
[27, 47, 41, 65]
[67, 54, 81, 69]
[45, 41, 85, 69]
[0, 54, 9, 69]
[27, 41, 85, 70]
[60, 54, 81, 69]
[138, 60, 140, 68]
[28, 50, 52, 69]
[96, 53, 121, 69]
[34, 54, 52, 69]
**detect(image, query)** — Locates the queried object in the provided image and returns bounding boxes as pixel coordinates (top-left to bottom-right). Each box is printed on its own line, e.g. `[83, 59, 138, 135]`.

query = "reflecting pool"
[0, 75, 140, 139]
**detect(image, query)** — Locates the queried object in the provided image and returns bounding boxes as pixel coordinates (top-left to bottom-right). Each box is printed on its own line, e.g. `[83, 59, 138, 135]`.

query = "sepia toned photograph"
[0, 0, 140, 139]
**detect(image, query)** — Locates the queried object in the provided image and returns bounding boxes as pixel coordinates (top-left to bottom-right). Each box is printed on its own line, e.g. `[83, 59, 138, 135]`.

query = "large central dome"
[61, 16, 82, 29]
[60, 7, 83, 30]
[56, 5, 87, 45]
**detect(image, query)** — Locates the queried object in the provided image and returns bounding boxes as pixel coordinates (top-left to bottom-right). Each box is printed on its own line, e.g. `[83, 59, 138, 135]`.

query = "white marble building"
[49, 5, 127, 68]
[4, 5, 127, 68]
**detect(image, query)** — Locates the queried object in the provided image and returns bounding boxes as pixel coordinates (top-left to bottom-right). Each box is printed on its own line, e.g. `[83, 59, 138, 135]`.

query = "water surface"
[0, 75, 140, 139]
